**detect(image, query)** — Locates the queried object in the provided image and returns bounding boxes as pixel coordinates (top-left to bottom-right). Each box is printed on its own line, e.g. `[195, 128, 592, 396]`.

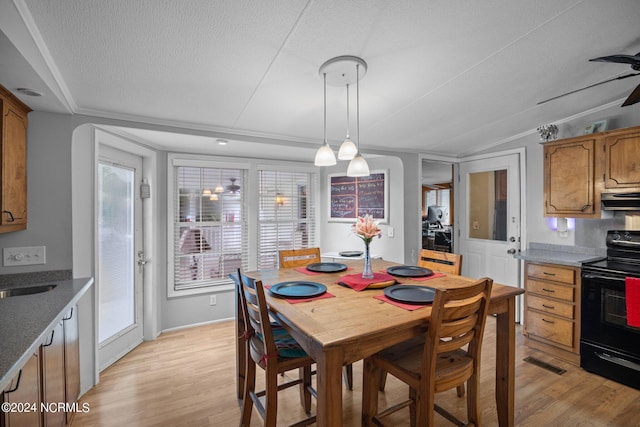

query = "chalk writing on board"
[329, 172, 386, 220]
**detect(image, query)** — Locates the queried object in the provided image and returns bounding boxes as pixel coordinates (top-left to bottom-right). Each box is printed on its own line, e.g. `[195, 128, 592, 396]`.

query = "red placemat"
[294, 266, 322, 276]
[626, 277, 640, 327]
[338, 272, 397, 291]
[373, 294, 428, 311]
[265, 285, 335, 304]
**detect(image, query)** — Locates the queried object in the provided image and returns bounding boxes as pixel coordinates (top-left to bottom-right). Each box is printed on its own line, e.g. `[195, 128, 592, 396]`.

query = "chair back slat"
[279, 247, 321, 268]
[237, 270, 277, 363]
[418, 249, 462, 275]
[423, 278, 493, 376]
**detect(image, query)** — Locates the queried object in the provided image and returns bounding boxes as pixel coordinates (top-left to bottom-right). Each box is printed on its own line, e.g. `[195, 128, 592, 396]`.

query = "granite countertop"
[515, 243, 606, 267]
[0, 275, 94, 392]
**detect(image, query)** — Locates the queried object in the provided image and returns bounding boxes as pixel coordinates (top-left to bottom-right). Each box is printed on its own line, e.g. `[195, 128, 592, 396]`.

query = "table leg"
[315, 348, 344, 426]
[495, 296, 516, 427]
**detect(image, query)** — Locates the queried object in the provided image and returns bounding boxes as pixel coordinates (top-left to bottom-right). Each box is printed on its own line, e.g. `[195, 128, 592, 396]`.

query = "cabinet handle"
[5, 369, 22, 393]
[542, 304, 555, 309]
[542, 318, 555, 324]
[543, 272, 556, 276]
[2, 210, 14, 222]
[63, 307, 74, 321]
[43, 329, 55, 347]
[542, 288, 555, 293]
[581, 204, 591, 212]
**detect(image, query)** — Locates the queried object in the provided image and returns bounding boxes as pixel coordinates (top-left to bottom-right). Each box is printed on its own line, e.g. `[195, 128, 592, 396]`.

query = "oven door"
[581, 270, 640, 390]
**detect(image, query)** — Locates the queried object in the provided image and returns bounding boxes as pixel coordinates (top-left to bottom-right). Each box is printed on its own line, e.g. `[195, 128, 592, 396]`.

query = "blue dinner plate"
[306, 262, 347, 273]
[387, 265, 433, 278]
[269, 281, 327, 298]
[384, 285, 436, 304]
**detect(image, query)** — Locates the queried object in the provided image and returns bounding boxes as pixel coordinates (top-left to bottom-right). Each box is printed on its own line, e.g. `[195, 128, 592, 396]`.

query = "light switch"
[3, 246, 46, 266]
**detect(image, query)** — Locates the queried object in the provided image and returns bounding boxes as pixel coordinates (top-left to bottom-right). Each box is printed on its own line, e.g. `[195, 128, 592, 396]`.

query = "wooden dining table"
[238, 259, 524, 426]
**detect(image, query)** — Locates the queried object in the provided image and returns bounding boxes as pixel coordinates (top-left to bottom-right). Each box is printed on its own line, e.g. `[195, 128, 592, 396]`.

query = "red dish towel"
[626, 277, 640, 328]
[338, 272, 397, 291]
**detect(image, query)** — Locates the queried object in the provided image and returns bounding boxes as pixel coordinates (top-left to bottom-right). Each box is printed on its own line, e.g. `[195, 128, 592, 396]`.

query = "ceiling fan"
[538, 51, 640, 107]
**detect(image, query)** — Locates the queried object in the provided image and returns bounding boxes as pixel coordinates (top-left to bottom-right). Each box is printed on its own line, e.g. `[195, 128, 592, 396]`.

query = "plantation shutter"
[257, 169, 317, 270]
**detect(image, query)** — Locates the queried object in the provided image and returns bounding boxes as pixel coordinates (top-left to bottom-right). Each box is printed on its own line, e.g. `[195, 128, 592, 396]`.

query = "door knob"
[509, 236, 516, 242]
[507, 248, 517, 255]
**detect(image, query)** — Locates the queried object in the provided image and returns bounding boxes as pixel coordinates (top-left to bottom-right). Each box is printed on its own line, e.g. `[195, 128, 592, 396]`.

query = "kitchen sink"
[0, 284, 57, 299]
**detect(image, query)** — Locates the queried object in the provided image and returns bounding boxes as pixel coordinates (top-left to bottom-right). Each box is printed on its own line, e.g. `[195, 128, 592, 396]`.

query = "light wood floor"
[70, 317, 640, 426]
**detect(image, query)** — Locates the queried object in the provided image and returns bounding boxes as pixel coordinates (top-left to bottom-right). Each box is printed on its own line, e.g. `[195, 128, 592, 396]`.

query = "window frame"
[167, 154, 319, 298]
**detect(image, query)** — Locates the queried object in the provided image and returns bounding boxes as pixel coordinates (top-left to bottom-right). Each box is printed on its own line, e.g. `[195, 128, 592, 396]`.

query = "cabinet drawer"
[527, 294, 574, 318]
[526, 278, 574, 302]
[526, 309, 574, 348]
[527, 263, 575, 284]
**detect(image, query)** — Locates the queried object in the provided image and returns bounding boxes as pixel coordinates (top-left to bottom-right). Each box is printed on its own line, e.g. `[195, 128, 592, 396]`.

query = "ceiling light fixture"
[214, 184, 224, 193]
[316, 56, 369, 175]
[314, 72, 337, 166]
[347, 62, 370, 177]
[338, 83, 357, 160]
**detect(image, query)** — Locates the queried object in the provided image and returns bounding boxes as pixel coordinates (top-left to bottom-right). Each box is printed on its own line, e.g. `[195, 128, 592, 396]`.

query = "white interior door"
[97, 146, 144, 371]
[458, 153, 521, 288]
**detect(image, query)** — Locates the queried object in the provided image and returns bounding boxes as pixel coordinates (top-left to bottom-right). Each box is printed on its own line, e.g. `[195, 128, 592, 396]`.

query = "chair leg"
[456, 384, 465, 398]
[466, 375, 480, 426]
[264, 368, 279, 427]
[239, 359, 256, 427]
[378, 369, 388, 391]
[299, 366, 312, 414]
[342, 364, 353, 390]
[361, 358, 380, 426]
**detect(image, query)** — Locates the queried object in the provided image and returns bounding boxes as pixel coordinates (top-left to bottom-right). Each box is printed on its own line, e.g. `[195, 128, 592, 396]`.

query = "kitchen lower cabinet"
[523, 261, 581, 364]
[1, 353, 41, 427]
[62, 308, 79, 425]
[41, 322, 65, 427]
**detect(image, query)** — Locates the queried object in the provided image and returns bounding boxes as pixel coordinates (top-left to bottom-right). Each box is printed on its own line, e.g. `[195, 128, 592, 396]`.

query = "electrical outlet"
[3, 246, 46, 266]
[387, 226, 394, 238]
[209, 295, 217, 306]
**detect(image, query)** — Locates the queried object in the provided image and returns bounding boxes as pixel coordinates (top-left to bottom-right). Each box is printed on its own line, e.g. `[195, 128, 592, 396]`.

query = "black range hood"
[601, 192, 640, 211]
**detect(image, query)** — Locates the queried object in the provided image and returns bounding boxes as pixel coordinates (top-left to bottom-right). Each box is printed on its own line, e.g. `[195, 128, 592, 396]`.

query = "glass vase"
[362, 240, 374, 279]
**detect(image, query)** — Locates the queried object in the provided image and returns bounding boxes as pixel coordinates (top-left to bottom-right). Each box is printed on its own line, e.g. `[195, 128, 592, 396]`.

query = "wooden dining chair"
[278, 247, 321, 268]
[277, 246, 354, 390]
[237, 269, 316, 427]
[361, 278, 493, 427]
[418, 249, 462, 275]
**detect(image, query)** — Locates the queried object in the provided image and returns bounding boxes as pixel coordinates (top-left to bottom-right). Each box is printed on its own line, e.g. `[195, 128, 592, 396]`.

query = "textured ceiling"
[1, 0, 640, 159]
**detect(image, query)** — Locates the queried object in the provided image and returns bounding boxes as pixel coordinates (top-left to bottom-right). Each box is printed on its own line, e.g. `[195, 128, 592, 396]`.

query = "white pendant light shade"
[347, 153, 370, 176]
[338, 138, 357, 160]
[315, 141, 337, 166]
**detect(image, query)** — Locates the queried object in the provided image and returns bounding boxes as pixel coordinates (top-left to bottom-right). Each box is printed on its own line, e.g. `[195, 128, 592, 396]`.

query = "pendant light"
[347, 62, 370, 177]
[338, 83, 357, 160]
[314, 72, 337, 166]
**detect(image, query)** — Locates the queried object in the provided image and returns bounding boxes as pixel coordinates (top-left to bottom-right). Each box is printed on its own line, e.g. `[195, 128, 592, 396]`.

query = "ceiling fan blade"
[589, 54, 640, 66]
[621, 82, 640, 107]
[537, 72, 640, 105]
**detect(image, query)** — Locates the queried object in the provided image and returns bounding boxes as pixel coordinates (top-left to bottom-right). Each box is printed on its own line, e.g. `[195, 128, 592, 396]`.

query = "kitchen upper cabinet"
[0, 85, 31, 233]
[1, 352, 41, 427]
[604, 126, 640, 189]
[543, 135, 602, 218]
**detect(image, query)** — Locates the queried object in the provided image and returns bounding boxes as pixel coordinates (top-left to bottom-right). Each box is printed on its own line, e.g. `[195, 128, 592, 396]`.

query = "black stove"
[580, 230, 640, 390]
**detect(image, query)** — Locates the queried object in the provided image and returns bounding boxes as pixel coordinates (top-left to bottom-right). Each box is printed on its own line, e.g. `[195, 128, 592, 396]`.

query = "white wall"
[320, 156, 406, 263]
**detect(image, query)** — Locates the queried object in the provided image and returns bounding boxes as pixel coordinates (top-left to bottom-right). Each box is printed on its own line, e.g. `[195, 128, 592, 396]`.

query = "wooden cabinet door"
[544, 136, 600, 217]
[0, 86, 30, 233]
[604, 127, 640, 189]
[41, 322, 65, 427]
[63, 307, 80, 423]
[2, 353, 41, 427]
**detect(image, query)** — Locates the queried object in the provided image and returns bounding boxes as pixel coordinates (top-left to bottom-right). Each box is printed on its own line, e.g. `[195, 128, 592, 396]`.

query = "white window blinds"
[258, 170, 317, 270]
[172, 165, 248, 291]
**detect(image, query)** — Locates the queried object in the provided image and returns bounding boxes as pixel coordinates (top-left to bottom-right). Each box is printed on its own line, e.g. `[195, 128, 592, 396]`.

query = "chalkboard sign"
[329, 170, 388, 222]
